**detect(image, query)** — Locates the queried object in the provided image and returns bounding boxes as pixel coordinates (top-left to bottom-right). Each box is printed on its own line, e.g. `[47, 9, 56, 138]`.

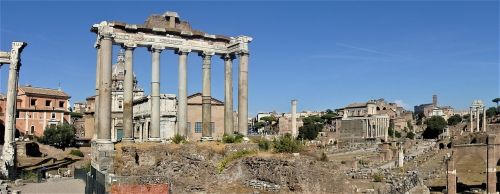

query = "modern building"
[132, 94, 177, 141]
[186, 93, 226, 141]
[0, 85, 71, 137]
[414, 95, 454, 120]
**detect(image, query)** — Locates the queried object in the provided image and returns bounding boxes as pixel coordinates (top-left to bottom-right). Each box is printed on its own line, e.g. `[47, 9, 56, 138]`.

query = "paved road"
[14, 178, 85, 194]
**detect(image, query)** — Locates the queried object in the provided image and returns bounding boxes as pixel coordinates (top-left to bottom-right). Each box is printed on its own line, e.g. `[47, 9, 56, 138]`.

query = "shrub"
[69, 149, 84, 157]
[372, 172, 384, 182]
[171, 134, 186, 144]
[222, 133, 244, 144]
[82, 161, 91, 172]
[406, 132, 415, 139]
[319, 152, 328, 162]
[273, 133, 303, 153]
[257, 138, 271, 151]
[21, 170, 38, 182]
[217, 149, 257, 173]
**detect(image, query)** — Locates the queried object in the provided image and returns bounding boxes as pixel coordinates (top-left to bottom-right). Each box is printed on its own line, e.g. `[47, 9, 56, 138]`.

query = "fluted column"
[476, 109, 480, 132]
[238, 52, 249, 136]
[223, 54, 235, 135]
[291, 100, 298, 138]
[97, 36, 113, 143]
[384, 118, 388, 142]
[176, 48, 190, 137]
[201, 52, 214, 138]
[93, 44, 100, 141]
[483, 107, 487, 132]
[470, 107, 473, 132]
[149, 45, 164, 142]
[122, 43, 136, 143]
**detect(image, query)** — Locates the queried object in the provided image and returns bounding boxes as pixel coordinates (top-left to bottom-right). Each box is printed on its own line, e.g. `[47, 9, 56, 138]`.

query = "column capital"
[100, 32, 114, 40]
[199, 51, 215, 58]
[149, 45, 165, 52]
[122, 42, 137, 50]
[221, 53, 236, 60]
[236, 50, 250, 56]
[175, 48, 191, 55]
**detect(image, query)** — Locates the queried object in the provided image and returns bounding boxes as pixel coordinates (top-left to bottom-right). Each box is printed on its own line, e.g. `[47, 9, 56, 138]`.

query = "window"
[30, 126, 35, 135]
[59, 101, 65, 108]
[51, 113, 56, 119]
[195, 122, 202, 133]
[15, 111, 19, 118]
[31, 99, 36, 106]
[118, 101, 123, 109]
[45, 100, 51, 107]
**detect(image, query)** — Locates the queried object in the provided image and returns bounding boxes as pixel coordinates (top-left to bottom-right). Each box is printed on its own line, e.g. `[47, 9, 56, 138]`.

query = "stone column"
[487, 134, 496, 193]
[149, 45, 163, 142]
[1, 42, 26, 178]
[223, 54, 235, 135]
[176, 49, 190, 137]
[470, 107, 473, 132]
[384, 118, 388, 142]
[447, 154, 456, 194]
[122, 44, 136, 143]
[94, 44, 100, 141]
[483, 107, 487, 132]
[398, 145, 404, 167]
[201, 52, 214, 139]
[238, 52, 249, 136]
[97, 36, 113, 143]
[476, 109, 480, 132]
[291, 100, 297, 138]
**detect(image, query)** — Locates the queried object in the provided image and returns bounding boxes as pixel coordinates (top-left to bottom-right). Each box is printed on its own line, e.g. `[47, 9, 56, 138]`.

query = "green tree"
[388, 128, 401, 138]
[273, 133, 302, 153]
[325, 109, 334, 114]
[447, 114, 462, 126]
[406, 131, 415, 139]
[493, 98, 500, 111]
[486, 107, 498, 118]
[422, 116, 447, 139]
[39, 123, 75, 148]
[254, 122, 266, 130]
[298, 123, 323, 140]
[260, 116, 278, 134]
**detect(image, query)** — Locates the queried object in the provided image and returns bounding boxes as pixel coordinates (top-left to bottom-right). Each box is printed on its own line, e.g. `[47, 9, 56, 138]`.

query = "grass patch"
[257, 138, 271, 151]
[171, 134, 187, 144]
[273, 133, 303, 153]
[21, 170, 38, 182]
[372, 172, 384, 182]
[222, 133, 244, 143]
[217, 149, 257, 173]
[69, 149, 84, 157]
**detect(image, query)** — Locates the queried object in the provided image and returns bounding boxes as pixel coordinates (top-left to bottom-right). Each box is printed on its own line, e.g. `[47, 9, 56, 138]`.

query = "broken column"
[446, 153, 456, 194]
[0, 41, 27, 178]
[291, 100, 297, 138]
[398, 145, 404, 167]
[487, 134, 496, 193]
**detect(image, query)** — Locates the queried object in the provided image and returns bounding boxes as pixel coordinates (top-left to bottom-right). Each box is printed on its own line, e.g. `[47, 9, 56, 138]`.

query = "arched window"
[30, 126, 35, 135]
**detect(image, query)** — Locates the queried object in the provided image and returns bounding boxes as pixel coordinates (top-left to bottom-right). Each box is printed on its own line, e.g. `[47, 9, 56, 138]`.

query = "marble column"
[483, 107, 487, 132]
[487, 135, 496, 193]
[384, 118, 388, 142]
[447, 154, 456, 194]
[94, 44, 100, 141]
[201, 52, 214, 138]
[122, 44, 136, 142]
[223, 54, 234, 135]
[291, 100, 297, 138]
[176, 48, 190, 137]
[1, 42, 26, 178]
[470, 107, 473, 132]
[476, 109, 480, 132]
[149, 46, 163, 142]
[238, 52, 249, 136]
[97, 36, 113, 143]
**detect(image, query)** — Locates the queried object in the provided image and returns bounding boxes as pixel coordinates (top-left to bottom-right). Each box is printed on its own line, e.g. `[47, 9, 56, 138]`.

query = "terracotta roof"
[19, 86, 70, 98]
[345, 102, 367, 108]
[187, 92, 224, 105]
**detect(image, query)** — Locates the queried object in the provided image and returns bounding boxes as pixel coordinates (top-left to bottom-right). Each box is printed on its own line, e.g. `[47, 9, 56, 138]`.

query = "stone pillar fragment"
[470, 107, 473, 132]
[476, 109, 480, 132]
[93, 44, 101, 141]
[487, 134, 496, 193]
[483, 107, 487, 132]
[291, 100, 297, 138]
[447, 153, 456, 194]
[384, 118, 388, 142]
[176, 48, 190, 137]
[149, 45, 163, 142]
[98, 36, 113, 142]
[238, 52, 249, 136]
[223, 54, 234, 135]
[0, 42, 27, 178]
[398, 145, 404, 167]
[122, 44, 136, 142]
[201, 52, 214, 139]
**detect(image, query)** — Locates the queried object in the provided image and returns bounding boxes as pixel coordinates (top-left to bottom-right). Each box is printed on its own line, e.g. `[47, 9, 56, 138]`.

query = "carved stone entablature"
[9, 42, 27, 68]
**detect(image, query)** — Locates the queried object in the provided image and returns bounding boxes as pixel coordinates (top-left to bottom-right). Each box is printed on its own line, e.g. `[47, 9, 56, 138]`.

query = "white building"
[132, 94, 177, 141]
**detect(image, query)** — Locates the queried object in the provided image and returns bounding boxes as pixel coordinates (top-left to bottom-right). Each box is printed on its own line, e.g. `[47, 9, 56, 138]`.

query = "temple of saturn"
[90, 11, 252, 170]
[470, 100, 487, 132]
[0, 42, 27, 178]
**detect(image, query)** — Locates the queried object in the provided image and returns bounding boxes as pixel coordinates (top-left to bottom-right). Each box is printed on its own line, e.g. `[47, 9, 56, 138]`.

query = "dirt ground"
[12, 178, 85, 194]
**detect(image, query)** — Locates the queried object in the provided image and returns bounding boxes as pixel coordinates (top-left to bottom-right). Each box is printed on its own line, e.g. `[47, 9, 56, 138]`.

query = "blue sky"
[1, 1, 498, 115]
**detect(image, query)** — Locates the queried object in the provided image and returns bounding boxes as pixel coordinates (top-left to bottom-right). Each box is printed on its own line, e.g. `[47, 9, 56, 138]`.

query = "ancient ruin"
[470, 100, 487, 132]
[0, 42, 27, 178]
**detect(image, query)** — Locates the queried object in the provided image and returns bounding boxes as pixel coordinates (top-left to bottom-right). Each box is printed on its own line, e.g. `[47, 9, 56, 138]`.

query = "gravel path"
[14, 178, 85, 194]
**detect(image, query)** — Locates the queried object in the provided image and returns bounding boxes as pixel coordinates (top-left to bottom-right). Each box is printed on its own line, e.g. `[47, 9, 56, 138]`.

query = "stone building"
[336, 100, 392, 141]
[132, 94, 177, 141]
[110, 50, 145, 141]
[0, 86, 71, 137]
[278, 116, 303, 136]
[186, 93, 225, 141]
[73, 101, 86, 114]
[81, 96, 96, 141]
[414, 95, 454, 120]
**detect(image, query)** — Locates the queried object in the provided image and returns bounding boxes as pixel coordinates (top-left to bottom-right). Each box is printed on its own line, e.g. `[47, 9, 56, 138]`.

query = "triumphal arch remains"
[90, 11, 252, 182]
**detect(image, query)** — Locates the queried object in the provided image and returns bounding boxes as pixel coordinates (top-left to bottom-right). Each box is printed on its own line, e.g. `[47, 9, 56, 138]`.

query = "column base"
[201, 136, 214, 142]
[148, 138, 161, 142]
[121, 138, 134, 143]
[91, 140, 115, 173]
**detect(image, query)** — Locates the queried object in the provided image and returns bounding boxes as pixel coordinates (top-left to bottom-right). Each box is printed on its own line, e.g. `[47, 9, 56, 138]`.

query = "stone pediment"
[187, 93, 223, 106]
